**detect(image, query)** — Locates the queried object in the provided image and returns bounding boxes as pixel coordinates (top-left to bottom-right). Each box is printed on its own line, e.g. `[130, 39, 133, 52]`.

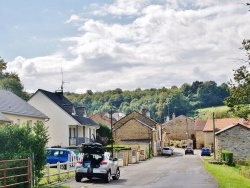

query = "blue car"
[201, 148, 211, 156]
[46, 148, 72, 164]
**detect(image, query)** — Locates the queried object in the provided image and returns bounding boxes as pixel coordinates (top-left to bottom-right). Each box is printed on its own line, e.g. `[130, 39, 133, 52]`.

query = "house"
[113, 109, 162, 156]
[194, 119, 207, 149]
[203, 118, 243, 148]
[0, 89, 48, 126]
[162, 115, 196, 148]
[215, 123, 250, 160]
[28, 89, 99, 147]
[0, 112, 11, 125]
[90, 112, 117, 129]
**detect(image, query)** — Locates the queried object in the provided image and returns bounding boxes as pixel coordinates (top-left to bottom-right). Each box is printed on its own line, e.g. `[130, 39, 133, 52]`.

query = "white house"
[28, 89, 99, 147]
[0, 89, 48, 126]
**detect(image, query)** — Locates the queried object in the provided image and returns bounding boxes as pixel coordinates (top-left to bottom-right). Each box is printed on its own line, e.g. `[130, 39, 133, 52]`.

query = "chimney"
[141, 108, 147, 116]
[172, 113, 175, 119]
[165, 116, 170, 122]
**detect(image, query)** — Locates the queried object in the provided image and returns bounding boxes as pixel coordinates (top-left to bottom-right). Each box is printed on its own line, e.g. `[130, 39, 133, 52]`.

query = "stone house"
[194, 119, 206, 149]
[113, 109, 161, 156]
[0, 89, 48, 126]
[162, 115, 196, 148]
[215, 123, 250, 160]
[203, 117, 243, 148]
[90, 112, 117, 129]
[28, 89, 98, 147]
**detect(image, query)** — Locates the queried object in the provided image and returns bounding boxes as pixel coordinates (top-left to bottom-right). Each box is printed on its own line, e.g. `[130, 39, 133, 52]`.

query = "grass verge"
[203, 160, 250, 188]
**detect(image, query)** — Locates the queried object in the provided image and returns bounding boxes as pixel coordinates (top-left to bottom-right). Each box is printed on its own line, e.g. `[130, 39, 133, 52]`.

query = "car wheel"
[86, 176, 92, 180]
[112, 168, 120, 180]
[75, 173, 82, 182]
[104, 170, 111, 183]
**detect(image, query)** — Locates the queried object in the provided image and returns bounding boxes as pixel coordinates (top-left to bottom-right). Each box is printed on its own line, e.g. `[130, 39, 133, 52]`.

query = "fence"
[43, 160, 77, 184]
[0, 158, 31, 188]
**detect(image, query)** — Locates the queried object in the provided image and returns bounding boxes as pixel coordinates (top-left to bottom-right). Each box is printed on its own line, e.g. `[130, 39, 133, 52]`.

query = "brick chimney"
[172, 113, 175, 119]
[141, 108, 147, 116]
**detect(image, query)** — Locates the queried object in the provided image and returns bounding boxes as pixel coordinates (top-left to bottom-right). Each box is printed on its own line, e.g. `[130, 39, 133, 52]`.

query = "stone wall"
[216, 125, 250, 160]
[204, 132, 214, 148]
[114, 119, 151, 142]
[163, 116, 195, 141]
[196, 131, 204, 149]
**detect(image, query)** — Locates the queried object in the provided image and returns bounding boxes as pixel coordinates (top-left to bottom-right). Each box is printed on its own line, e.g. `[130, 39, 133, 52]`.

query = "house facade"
[28, 89, 98, 147]
[215, 123, 250, 160]
[113, 109, 162, 156]
[194, 119, 206, 149]
[203, 118, 243, 148]
[162, 115, 196, 148]
[0, 89, 48, 126]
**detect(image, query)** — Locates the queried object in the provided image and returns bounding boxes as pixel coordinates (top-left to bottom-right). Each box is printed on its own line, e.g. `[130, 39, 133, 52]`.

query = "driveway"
[50, 148, 218, 188]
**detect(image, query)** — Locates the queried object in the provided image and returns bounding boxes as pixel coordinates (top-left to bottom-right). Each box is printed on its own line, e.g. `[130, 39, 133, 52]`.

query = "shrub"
[221, 150, 233, 166]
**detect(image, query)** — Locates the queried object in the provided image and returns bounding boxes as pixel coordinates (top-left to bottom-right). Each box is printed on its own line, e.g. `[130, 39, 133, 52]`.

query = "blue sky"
[1, 0, 250, 93]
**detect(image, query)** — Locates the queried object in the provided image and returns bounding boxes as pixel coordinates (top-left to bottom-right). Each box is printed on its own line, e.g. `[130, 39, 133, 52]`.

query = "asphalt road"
[51, 148, 218, 188]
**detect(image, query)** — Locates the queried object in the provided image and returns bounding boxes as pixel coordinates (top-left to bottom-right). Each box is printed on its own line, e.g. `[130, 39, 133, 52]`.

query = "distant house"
[194, 119, 207, 149]
[215, 123, 250, 160]
[113, 109, 162, 156]
[28, 89, 98, 147]
[0, 89, 48, 126]
[162, 115, 196, 148]
[0, 112, 11, 125]
[203, 118, 243, 147]
[90, 112, 117, 129]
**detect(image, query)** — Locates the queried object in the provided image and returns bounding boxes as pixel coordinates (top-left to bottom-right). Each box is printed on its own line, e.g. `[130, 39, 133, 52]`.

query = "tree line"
[64, 81, 230, 123]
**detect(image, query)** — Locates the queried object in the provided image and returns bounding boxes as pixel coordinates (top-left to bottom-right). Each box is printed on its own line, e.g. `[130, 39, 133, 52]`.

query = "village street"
[51, 148, 218, 188]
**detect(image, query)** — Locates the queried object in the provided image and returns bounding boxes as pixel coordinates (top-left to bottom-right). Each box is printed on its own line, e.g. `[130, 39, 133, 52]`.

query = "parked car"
[201, 148, 211, 156]
[161, 147, 174, 156]
[46, 148, 75, 168]
[75, 142, 120, 183]
[185, 147, 194, 155]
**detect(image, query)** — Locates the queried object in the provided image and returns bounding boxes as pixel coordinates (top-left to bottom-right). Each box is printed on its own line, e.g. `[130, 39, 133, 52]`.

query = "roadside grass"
[38, 168, 75, 186]
[35, 186, 69, 188]
[203, 160, 250, 188]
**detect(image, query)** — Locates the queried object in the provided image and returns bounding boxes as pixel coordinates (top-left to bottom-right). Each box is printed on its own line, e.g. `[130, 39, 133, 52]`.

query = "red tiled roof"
[203, 118, 243, 132]
[194, 119, 207, 131]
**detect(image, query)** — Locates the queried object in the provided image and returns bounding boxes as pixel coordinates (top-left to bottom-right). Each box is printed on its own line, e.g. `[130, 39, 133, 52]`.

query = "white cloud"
[6, 1, 250, 94]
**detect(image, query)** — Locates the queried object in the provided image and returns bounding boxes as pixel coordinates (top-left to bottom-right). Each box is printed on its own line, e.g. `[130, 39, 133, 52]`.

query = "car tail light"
[101, 160, 108, 165]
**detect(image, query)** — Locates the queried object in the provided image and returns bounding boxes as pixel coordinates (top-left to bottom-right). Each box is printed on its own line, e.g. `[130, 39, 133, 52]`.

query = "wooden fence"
[0, 158, 31, 188]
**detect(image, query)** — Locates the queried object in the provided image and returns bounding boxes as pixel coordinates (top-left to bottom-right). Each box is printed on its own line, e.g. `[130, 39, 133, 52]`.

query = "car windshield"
[163, 148, 170, 150]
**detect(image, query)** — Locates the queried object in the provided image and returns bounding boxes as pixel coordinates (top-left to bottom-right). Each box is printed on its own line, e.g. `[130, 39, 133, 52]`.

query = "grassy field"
[196, 105, 234, 119]
[203, 161, 250, 188]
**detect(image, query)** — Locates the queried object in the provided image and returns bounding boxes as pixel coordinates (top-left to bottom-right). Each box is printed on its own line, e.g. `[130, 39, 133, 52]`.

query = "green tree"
[0, 121, 49, 187]
[225, 39, 250, 118]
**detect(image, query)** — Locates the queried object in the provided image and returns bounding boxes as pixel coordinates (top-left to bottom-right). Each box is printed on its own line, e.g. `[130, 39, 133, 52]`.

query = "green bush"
[103, 145, 131, 152]
[0, 121, 49, 187]
[221, 150, 234, 166]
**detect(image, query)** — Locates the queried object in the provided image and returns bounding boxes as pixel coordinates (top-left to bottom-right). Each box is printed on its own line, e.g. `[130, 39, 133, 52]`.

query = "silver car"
[75, 143, 120, 183]
[161, 147, 174, 156]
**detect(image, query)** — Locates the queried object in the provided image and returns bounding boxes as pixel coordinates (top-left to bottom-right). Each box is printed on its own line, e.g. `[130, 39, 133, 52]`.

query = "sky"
[1, 0, 250, 94]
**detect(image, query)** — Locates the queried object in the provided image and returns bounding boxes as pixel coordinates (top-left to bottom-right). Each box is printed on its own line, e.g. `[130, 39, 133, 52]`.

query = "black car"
[185, 147, 194, 155]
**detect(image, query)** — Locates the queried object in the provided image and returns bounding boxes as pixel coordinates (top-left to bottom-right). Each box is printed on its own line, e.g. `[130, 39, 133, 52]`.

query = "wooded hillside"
[64, 81, 230, 123]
